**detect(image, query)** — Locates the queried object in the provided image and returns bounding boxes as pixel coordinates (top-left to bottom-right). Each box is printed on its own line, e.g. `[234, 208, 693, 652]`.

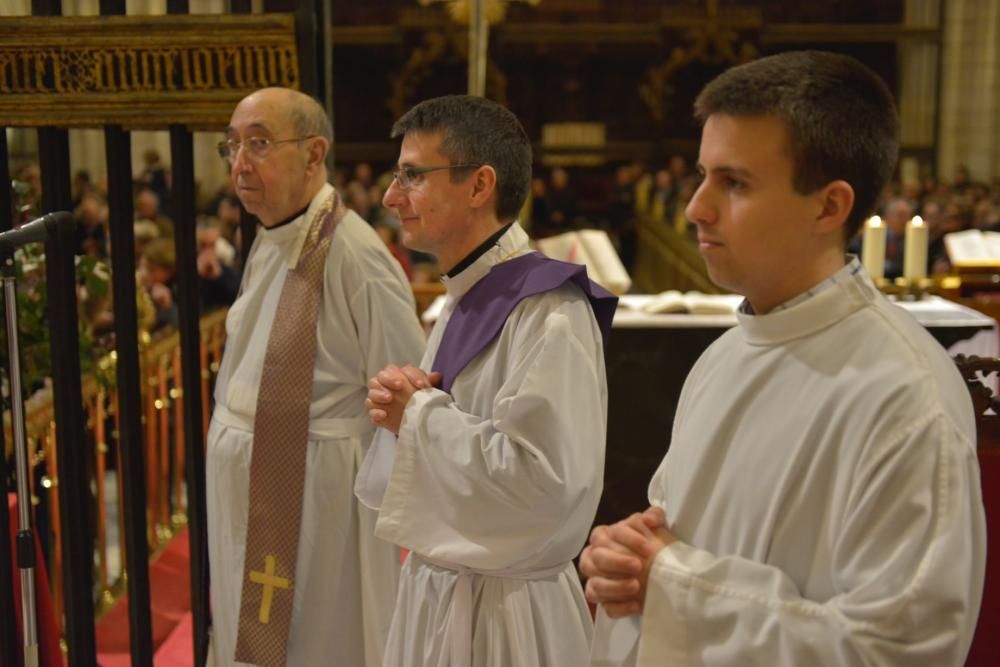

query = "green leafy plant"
[0, 242, 112, 396]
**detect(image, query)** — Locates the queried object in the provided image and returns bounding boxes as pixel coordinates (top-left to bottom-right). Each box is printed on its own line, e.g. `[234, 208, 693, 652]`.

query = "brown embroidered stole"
[234, 191, 345, 666]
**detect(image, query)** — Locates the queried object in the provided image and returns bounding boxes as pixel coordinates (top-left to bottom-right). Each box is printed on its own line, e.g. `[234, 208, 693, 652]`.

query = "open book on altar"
[944, 229, 1000, 267]
[534, 229, 632, 294]
[618, 291, 743, 315]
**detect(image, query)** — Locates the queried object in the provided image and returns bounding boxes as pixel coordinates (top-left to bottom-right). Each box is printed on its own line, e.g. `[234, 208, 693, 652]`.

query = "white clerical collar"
[736, 256, 879, 346]
[441, 221, 531, 301]
[257, 182, 334, 269]
[738, 256, 863, 315]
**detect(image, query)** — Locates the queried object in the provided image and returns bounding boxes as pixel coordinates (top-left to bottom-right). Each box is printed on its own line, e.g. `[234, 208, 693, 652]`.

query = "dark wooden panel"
[599, 326, 728, 526]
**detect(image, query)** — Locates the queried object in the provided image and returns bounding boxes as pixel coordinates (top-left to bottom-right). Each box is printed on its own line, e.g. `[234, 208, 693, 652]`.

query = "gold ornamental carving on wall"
[641, 0, 759, 124]
[0, 14, 299, 130]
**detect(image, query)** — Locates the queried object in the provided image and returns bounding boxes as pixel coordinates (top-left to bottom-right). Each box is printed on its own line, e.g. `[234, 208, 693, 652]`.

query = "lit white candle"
[861, 215, 886, 280]
[903, 215, 928, 281]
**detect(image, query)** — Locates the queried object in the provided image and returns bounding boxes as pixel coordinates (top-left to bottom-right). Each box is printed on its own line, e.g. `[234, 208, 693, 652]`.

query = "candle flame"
[867, 215, 882, 228]
[911, 215, 924, 227]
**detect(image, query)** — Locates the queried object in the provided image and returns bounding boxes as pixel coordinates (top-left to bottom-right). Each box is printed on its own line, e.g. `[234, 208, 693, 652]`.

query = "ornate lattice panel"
[0, 14, 299, 129]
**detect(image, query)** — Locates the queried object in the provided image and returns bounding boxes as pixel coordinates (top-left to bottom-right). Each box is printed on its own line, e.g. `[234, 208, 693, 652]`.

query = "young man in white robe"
[355, 95, 617, 666]
[206, 87, 426, 666]
[581, 51, 987, 666]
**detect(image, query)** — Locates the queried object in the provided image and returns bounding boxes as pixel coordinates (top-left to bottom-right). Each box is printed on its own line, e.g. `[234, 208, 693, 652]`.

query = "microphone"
[0, 211, 75, 251]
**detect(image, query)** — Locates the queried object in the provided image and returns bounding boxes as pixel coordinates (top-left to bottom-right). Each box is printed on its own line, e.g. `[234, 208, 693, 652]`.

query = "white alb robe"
[592, 265, 986, 666]
[207, 184, 426, 666]
[357, 223, 608, 666]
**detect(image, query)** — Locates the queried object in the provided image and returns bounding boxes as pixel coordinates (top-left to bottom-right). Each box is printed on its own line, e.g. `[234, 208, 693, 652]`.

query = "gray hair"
[286, 89, 333, 143]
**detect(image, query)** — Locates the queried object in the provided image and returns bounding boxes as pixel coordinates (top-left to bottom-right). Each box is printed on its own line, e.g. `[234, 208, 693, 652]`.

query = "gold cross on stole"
[248, 555, 292, 624]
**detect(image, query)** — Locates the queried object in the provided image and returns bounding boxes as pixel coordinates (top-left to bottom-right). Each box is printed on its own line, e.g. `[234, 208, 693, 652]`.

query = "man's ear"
[305, 136, 329, 172]
[469, 165, 498, 210]
[814, 179, 855, 236]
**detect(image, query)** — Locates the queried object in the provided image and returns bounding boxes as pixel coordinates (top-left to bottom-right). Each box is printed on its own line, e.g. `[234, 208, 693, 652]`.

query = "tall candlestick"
[861, 215, 886, 280]
[903, 215, 928, 281]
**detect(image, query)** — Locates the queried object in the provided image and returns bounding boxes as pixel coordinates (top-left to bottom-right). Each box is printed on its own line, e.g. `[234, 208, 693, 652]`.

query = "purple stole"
[431, 252, 618, 392]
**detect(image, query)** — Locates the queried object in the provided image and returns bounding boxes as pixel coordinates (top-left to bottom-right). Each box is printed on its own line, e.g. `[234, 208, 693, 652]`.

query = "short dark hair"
[694, 50, 899, 239]
[391, 95, 532, 223]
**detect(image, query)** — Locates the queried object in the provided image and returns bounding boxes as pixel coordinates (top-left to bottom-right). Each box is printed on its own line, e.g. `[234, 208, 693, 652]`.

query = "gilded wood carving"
[0, 14, 299, 130]
[954, 354, 1000, 419]
[641, 0, 759, 123]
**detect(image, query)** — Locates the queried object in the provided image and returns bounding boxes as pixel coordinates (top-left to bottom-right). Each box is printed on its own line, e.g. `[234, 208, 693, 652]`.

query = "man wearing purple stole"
[355, 95, 617, 667]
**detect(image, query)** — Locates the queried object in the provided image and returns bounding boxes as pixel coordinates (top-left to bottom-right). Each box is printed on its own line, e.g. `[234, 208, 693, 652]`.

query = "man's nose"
[685, 181, 715, 226]
[383, 178, 404, 208]
[230, 143, 253, 173]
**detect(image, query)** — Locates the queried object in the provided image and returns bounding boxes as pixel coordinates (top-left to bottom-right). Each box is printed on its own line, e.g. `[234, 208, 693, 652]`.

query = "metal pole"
[320, 0, 335, 168]
[3, 260, 39, 667]
[468, 0, 488, 96]
[0, 122, 21, 667]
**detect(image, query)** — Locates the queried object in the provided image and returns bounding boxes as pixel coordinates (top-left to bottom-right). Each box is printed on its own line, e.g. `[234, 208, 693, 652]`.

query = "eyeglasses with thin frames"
[391, 163, 483, 189]
[217, 136, 316, 163]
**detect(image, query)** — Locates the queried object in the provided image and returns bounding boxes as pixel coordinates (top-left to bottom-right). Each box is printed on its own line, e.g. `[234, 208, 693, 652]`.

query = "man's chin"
[238, 200, 262, 218]
[399, 232, 426, 253]
[703, 264, 733, 293]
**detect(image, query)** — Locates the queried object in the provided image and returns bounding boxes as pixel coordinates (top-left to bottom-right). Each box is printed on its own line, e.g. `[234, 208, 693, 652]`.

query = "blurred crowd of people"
[849, 165, 1000, 278]
[308, 157, 1000, 282]
[11, 149, 242, 342]
[332, 156, 703, 276]
[10, 153, 1000, 335]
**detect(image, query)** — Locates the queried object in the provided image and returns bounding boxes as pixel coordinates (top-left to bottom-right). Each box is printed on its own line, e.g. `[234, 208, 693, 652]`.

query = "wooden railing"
[7, 278, 453, 648]
[632, 216, 721, 295]
[5, 309, 228, 633]
[412, 281, 446, 322]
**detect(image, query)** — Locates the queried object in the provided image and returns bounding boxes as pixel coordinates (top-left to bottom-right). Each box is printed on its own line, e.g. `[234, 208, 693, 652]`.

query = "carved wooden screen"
[0, 14, 299, 129]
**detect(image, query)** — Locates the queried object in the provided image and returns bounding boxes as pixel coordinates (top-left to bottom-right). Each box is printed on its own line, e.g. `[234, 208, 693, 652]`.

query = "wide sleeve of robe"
[636, 410, 985, 666]
[373, 285, 608, 570]
[318, 212, 426, 411]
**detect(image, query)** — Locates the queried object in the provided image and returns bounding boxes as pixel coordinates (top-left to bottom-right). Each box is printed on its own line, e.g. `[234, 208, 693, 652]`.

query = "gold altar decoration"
[641, 0, 759, 123]
[388, 29, 509, 117]
[419, 0, 540, 25]
[541, 122, 606, 167]
[0, 14, 299, 129]
[416, 0, 539, 97]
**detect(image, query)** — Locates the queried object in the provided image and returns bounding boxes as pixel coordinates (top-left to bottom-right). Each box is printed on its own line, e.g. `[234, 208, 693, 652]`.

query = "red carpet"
[92, 537, 411, 665]
[96, 528, 194, 666]
[5, 493, 64, 667]
[153, 613, 196, 666]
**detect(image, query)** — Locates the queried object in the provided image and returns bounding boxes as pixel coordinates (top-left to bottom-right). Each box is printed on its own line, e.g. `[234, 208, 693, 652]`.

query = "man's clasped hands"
[365, 363, 680, 618]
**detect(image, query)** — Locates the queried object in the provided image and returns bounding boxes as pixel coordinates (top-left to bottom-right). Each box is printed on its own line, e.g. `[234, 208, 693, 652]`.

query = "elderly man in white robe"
[581, 51, 987, 667]
[355, 95, 617, 666]
[206, 87, 425, 667]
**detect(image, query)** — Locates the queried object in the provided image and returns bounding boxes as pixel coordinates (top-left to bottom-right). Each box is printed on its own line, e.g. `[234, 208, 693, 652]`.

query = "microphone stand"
[1, 243, 39, 667]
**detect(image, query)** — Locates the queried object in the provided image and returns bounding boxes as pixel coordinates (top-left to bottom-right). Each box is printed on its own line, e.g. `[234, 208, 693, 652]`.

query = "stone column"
[938, 0, 1000, 183]
[897, 0, 940, 184]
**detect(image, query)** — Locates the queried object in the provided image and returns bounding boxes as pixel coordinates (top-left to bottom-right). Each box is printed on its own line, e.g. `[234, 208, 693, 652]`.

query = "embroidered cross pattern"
[248, 555, 292, 624]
